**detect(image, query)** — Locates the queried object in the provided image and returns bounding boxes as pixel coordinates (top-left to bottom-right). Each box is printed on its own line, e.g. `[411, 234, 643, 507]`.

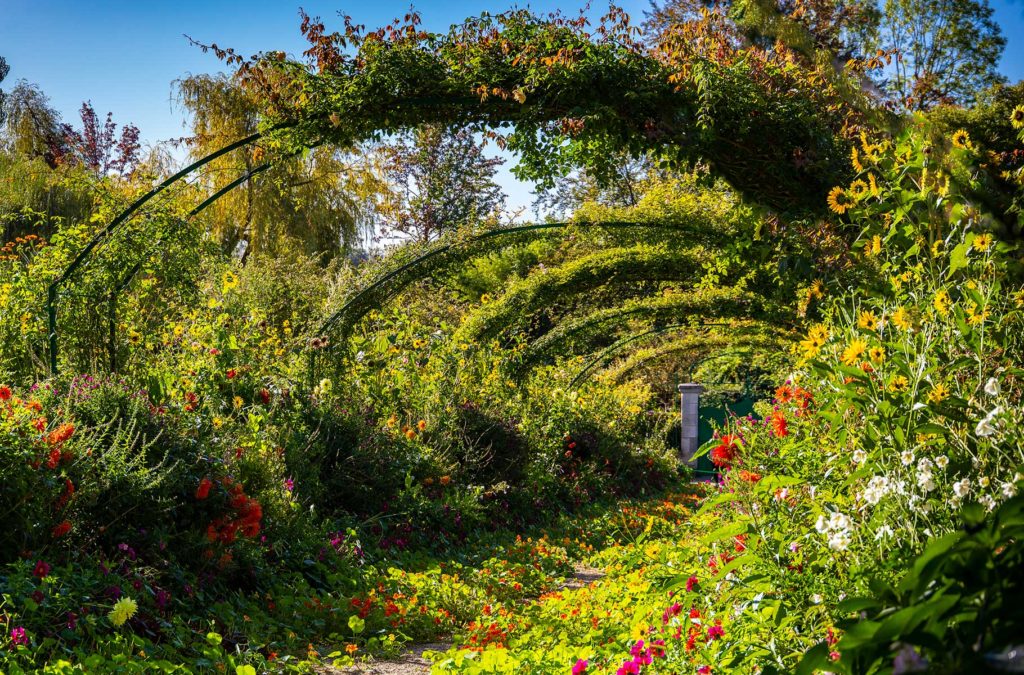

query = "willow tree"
[176, 73, 384, 259]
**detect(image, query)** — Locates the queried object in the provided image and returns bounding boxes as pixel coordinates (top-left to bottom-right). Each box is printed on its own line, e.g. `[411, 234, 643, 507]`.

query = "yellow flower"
[927, 382, 949, 404]
[966, 302, 989, 325]
[973, 233, 993, 252]
[857, 310, 879, 331]
[212, 417, 224, 429]
[867, 235, 882, 257]
[951, 129, 971, 150]
[868, 172, 879, 196]
[868, 346, 886, 363]
[933, 290, 951, 316]
[849, 179, 869, 200]
[412, 339, 427, 349]
[827, 187, 853, 214]
[233, 395, 244, 409]
[109, 597, 138, 627]
[891, 306, 912, 331]
[841, 339, 867, 366]
[809, 279, 825, 299]
[889, 374, 909, 392]
[1012, 105, 1024, 129]
[221, 270, 240, 293]
[851, 146, 864, 172]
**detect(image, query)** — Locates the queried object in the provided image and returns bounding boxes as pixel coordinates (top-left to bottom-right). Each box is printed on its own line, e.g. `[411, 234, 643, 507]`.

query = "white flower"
[863, 476, 890, 505]
[980, 494, 997, 512]
[984, 377, 1000, 396]
[875, 525, 894, 540]
[828, 530, 852, 551]
[979, 476, 990, 488]
[975, 406, 1002, 437]
[917, 474, 936, 492]
[976, 416, 997, 437]
[935, 455, 949, 469]
[916, 458, 933, 473]
[1001, 482, 1017, 498]
[829, 512, 853, 532]
[852, 449, 867, 464]
[354, 350, 365, 362]
[900, 449, 915, 466]
[815, 515, 829, 533]
[811, 594, 823, 604]
[953, 478, 971, 499]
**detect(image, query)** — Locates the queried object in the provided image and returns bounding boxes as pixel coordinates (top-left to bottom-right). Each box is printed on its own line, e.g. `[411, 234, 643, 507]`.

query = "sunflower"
[951, 129, 971, 150]
[221, 270, 240, 293]
[927, 382, 950, 404]
[857, 310, 879, 330]
[841, 339, 867, 367]
[867, 235, 882, 257]
[973, 232, 993, 252]
[827, 187, 853, 214]
[933, 290, 951, 316]
[1011, 105, 1024, 129]
[851, 146, 864, 172]
[868, 346, 886, 364]
[849, 179, 869, 200]
[891, 306, 911, 331]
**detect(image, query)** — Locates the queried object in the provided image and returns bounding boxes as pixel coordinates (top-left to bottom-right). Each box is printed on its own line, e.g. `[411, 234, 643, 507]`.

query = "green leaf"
[348, 615, 366, 635]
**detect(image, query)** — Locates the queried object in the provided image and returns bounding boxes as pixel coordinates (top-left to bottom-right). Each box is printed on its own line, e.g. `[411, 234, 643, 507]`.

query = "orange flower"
[346, 644, 358, 655]
[439, 475, 451, 486]
[771, 410, 788, 437]
[0, 384, 11, 401]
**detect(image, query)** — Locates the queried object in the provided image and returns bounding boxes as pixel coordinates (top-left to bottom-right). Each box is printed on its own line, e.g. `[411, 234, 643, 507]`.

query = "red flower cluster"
[52, 520, 71, 538]
[710, 434, 740, 468]
[0, 384, 12, 401]
[205, 479, 262, 544]
[195, 477, 213, 500]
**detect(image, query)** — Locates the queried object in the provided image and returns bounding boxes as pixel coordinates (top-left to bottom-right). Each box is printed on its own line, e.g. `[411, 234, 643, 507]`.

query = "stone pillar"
[678, 383, 703, 464]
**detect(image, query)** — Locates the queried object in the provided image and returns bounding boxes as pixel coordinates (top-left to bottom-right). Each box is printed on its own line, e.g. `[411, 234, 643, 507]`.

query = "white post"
[678, 383, 703, 464]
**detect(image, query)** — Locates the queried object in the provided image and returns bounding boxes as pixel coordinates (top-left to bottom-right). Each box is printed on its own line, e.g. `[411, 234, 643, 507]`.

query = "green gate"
[694, 389, 758, 479]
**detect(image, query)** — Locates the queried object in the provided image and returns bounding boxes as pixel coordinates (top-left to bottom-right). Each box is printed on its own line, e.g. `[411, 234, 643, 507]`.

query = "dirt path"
[327, 565, 607, 674]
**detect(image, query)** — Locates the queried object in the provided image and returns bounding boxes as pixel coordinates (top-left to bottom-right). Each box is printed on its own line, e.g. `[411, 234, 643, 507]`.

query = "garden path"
[333, 565, 606, 674]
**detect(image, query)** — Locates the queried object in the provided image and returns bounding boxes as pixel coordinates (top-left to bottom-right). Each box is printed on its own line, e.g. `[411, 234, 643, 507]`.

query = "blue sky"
[3, 0, 1023, 213]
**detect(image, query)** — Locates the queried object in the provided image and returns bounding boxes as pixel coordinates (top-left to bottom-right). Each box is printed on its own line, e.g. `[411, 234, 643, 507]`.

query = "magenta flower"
[707, 622, 725, 641]
[615, 661, 640, 675]
[697, 667, 711, 674]
[686, 575, 699, 592]
[10, 626, 28, 646]
[572, 659, 588, 674]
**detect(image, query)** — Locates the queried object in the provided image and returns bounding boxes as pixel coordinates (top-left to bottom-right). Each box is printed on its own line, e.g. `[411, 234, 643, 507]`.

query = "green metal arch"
[567, 323, 728, 389]
[517, 288, 768, 371]
[44, 129, 279, 373]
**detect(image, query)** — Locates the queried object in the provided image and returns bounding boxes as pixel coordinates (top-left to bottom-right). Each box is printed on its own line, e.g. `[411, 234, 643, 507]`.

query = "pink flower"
[697, 667, 711, 674]
[686, 575, 699, 592]
[616, 662, 639, 675]
[33, 560, 51, 579]
[572, 660, 588, 674]
[707, 622, 725, 641]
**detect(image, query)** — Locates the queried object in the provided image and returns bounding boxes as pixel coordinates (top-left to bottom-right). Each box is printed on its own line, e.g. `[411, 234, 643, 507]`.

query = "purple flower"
[284, 477, 294, 492]
[572, 659, 588, 674]
[893, 644, 928, 673]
